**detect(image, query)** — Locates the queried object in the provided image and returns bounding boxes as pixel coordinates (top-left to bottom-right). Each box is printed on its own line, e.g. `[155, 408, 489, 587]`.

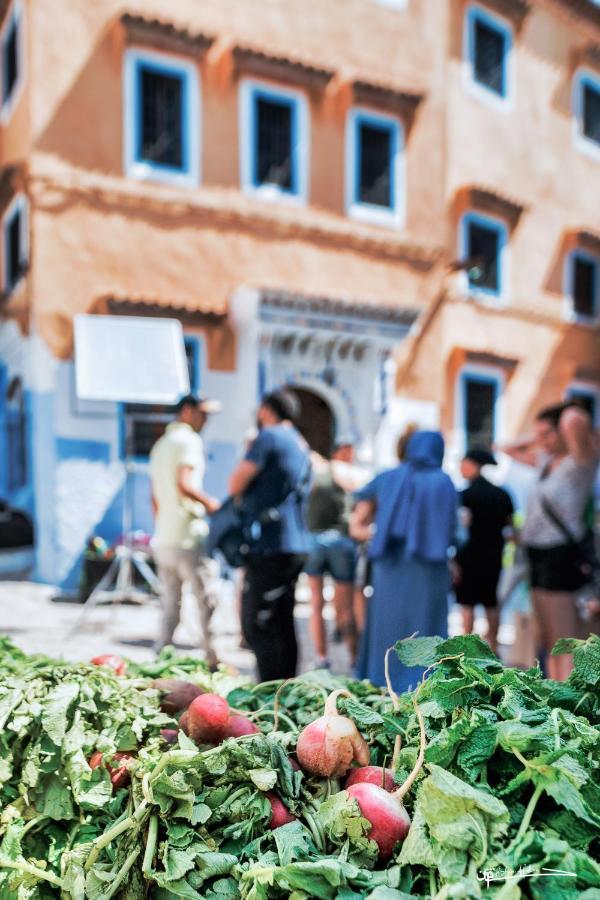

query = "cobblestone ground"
[0, 578, 516, 679]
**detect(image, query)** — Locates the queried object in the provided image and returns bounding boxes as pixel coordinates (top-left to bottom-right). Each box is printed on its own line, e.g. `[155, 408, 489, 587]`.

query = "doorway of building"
[288, 387, 335, 457]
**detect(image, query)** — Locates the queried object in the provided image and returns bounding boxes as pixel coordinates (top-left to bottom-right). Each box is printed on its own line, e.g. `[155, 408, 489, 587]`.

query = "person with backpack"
[228, 390, 312, 681]
[305, 443, 363, 669]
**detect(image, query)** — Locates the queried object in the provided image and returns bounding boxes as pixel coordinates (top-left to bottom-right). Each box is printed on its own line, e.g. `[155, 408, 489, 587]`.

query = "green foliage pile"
[0, 634, 598, 899]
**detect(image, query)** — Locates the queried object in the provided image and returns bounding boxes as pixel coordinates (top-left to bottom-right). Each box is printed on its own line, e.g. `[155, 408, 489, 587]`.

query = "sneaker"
[314, 657, 331, 670]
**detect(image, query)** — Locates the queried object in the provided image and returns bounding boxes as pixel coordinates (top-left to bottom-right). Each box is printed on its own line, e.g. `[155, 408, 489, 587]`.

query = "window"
[567, 386, 599, 426]
[460, 212, 507, 298]
[346, 109, 404, 227]
[565, 250, 599, 321]
[461, 373, 500, 449]
[573, 70, 600, 158]
[1, 1, 23, 120]
[464, 5, 512, 104]
[123, 337, 200, 459]
[240, 81, 308, 203]
[2, 195, 28, 293]
[123, 49, 199, 187]
[6, 375, 26, 492]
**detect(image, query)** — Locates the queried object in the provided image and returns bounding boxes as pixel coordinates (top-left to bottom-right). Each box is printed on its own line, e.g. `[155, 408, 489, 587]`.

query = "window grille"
[583, 82, 600, 145]
[6, 376, 26, 492]
[572, 256, 596, 319]
[467, 222, 500, 292]
[255, 97, 293, 190]
[358, 122, 391, 208]
[465, 379, 496, 448]
[2, 14, 18, 104]
[473, 19, 505, 95]
[138, 67, 183, 169]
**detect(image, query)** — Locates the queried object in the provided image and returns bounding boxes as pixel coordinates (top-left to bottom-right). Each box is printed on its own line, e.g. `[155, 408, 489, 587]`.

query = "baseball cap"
[464, 447, 497, 466]
[175, 394, 222, 415]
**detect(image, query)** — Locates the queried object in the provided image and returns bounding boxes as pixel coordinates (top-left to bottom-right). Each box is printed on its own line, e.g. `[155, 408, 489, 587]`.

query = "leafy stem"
[142, 813, 158, 875]
[303, 810, 325, 851]
[512, 783, 544, 846]
[84, 800, 148, 871]
[100, 846, 141, 900]
[0, 858, 63, 888]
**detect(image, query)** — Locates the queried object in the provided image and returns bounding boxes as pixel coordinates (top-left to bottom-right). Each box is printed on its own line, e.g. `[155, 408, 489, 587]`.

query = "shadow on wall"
[35, 23, 123, 173]
[514, 325, 600, 436]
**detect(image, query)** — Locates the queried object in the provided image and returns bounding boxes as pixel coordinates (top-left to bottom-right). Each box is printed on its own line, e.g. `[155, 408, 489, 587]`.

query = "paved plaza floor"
[0, 577, 514, 679]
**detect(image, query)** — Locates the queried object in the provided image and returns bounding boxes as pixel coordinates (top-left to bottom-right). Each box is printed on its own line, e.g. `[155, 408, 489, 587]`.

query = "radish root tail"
[394, 694, 426, 802]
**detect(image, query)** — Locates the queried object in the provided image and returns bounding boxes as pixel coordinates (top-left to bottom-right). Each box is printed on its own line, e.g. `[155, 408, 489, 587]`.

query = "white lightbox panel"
[74, 314, 190, 404]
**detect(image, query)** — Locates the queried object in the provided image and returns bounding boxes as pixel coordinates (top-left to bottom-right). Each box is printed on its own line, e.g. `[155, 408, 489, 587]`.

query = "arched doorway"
[288, 387, 335, 457]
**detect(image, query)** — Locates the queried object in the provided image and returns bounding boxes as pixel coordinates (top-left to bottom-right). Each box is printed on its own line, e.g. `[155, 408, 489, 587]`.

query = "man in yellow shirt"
[150, 394, 221, 666]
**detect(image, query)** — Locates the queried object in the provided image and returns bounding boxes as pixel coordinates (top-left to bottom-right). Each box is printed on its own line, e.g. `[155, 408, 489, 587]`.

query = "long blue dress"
[355, 432, 457, 693]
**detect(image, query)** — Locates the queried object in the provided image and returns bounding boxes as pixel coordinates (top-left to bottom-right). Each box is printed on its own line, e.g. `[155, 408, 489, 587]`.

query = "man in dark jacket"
[228, 390, 311, 681]
[454, 448, 514, 655]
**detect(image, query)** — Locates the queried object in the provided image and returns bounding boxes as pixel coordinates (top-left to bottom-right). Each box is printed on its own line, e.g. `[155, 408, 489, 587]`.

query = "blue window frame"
[240, 80, 308, 203]
[121, 335, 202, 460]
[346, 108, 404, 227]
[564, 249, 599, 322]
[573, 70, 600, 160]
[460, 370, 501, 450]
[460, 212, 508, 299]
[566, 385, 599, 426]
[2, 194, 28, 293]
[464, 4, 512, 104]
[123, 48, 199, 187]
[0, 1, 24, 121]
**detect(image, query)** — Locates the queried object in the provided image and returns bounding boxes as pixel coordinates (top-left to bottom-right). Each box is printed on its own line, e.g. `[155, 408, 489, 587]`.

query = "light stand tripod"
[69, 421, 160, 635]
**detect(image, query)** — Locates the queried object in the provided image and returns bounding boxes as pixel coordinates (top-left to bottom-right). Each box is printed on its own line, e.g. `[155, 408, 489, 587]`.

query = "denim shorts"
[304, 530, 357, 583]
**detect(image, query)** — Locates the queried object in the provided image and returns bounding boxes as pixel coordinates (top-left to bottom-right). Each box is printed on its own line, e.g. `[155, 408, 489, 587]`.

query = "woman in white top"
[502, 403, 598, 681]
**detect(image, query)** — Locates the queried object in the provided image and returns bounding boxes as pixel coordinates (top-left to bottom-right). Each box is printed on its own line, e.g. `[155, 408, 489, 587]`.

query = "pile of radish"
[89, 653, 424, 858]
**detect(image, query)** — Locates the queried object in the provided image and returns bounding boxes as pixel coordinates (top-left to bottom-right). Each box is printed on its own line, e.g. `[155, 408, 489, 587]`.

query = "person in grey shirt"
[502, 403, 598, 681]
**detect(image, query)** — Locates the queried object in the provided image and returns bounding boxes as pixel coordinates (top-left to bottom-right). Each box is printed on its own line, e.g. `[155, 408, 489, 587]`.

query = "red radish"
[178, 710, 190, 735]
[90, 654, 127, 676]
[296, 689, 370, 777]
[89, 751, 135, 789]
[266, 792, 296, 829]
[346, 782, 411, 859]
[152, 678, 203, 714]
[187, 693, 230, 744]
[345, 766, 396, 792]
[289, 757, 301, 771]
[224, 714, 260, 737]
[160, 728, 179, 745]
[89, 751, 103, 770]
[343, 698, 426, 860]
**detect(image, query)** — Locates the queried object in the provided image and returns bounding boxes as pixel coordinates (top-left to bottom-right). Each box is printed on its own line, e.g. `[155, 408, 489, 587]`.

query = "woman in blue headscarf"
[350, 431, 457, 692]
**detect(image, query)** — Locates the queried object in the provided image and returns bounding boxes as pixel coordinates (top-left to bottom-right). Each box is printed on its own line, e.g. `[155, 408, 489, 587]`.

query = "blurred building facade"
[0, 0, 599, 583]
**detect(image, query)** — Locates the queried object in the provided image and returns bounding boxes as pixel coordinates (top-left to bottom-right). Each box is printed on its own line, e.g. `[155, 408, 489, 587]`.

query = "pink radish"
[344, 696, 426, 860]
[266, 792, 296, 828]
[224, 714, 260, 737]
[296, 689, 370, 778]
[160, 729, 179, 745]
[346, 782, 411, 859]
[187, 693, 230, 744]
[345, 766, 396, 792]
